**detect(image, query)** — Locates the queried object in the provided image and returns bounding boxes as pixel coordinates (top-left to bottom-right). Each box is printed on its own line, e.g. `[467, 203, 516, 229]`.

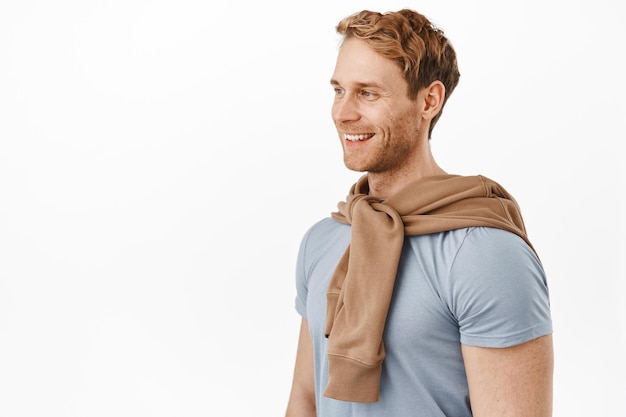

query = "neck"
[367, 157, 447, 199]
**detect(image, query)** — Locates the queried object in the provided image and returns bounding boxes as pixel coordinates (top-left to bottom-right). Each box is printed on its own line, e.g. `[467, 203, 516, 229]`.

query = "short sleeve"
[448, 227, 552, 348]
[294, 229, 311, 318]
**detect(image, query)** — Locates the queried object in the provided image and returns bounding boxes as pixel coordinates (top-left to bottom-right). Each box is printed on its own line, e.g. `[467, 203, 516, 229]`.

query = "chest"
[305, 232, 464, 352]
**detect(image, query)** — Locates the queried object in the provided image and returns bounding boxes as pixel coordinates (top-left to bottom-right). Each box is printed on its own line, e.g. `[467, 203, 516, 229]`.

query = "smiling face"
[331, 37, 430, 174]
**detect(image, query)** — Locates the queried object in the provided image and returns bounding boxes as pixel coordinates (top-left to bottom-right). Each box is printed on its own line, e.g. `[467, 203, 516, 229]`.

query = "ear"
[421, 80, 445, 121]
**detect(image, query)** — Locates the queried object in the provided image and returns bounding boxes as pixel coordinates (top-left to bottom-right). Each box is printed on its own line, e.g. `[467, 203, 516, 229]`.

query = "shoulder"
[457, 227, 541, 270]
[305, 217, 347, 237]
[300, 217, 350, 253]
[449, 227, 545, 291]
[297, 218, 351, 273]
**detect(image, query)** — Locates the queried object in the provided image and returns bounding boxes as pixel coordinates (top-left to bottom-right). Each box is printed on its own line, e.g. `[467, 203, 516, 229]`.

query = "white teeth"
[345, 133, 373, 141]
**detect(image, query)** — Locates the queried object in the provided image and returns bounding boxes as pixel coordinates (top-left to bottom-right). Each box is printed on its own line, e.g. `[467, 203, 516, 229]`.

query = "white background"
[1, 0, 624, 416]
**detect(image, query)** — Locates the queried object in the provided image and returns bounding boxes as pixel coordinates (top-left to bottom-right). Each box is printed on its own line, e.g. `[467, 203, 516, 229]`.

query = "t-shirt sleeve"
[448, 227, 552, 348]
[294, 229, 311, 318]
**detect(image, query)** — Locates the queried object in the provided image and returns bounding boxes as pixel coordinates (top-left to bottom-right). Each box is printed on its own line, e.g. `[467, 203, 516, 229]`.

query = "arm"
[285, 318, 316, 417]
[462, 334, 554, 417]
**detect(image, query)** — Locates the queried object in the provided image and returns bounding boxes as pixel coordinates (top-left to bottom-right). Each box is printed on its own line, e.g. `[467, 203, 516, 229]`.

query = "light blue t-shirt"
[295, 217, 552, 417]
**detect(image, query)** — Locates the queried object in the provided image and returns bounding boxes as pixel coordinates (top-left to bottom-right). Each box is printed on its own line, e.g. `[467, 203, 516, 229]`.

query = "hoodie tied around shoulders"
[323, 174, 537, 403]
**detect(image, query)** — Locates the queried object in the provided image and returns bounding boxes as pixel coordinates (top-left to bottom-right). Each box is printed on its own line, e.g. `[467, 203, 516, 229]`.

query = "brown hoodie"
[324, 174, 536, 403]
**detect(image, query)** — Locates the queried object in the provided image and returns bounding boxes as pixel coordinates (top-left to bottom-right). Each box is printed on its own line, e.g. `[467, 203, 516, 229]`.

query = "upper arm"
[462, 334, 554, 417]
[285, 319, 316, 417]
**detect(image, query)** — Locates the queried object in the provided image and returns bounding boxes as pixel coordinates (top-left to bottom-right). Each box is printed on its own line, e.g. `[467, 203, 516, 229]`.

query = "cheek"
[393, 106, 422, 132]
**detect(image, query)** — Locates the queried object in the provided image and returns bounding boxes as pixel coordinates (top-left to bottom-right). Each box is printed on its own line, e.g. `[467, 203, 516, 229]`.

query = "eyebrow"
[330, 79, 385, 90]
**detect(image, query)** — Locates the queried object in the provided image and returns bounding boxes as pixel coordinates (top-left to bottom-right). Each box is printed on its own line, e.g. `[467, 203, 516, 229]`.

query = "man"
[285, 9, 553, 417]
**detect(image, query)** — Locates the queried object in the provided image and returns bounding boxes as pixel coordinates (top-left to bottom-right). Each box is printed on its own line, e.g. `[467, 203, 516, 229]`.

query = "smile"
[344, 133, 375, 142]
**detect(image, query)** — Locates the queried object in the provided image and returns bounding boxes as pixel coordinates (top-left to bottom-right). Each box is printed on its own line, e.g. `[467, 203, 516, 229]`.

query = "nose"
[332, 94, 360, 123]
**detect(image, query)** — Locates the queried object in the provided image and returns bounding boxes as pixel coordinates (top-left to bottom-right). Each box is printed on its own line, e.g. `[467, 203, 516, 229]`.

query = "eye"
[360, 90, 378, 100]
[333, 87, 345, 96]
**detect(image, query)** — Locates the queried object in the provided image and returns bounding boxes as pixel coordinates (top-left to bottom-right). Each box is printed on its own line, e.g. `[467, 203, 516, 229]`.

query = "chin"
[343, 159, 368, 173]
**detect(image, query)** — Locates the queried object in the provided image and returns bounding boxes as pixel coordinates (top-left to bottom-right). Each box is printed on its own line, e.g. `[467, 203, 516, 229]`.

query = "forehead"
[331, 37, 405, 90]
